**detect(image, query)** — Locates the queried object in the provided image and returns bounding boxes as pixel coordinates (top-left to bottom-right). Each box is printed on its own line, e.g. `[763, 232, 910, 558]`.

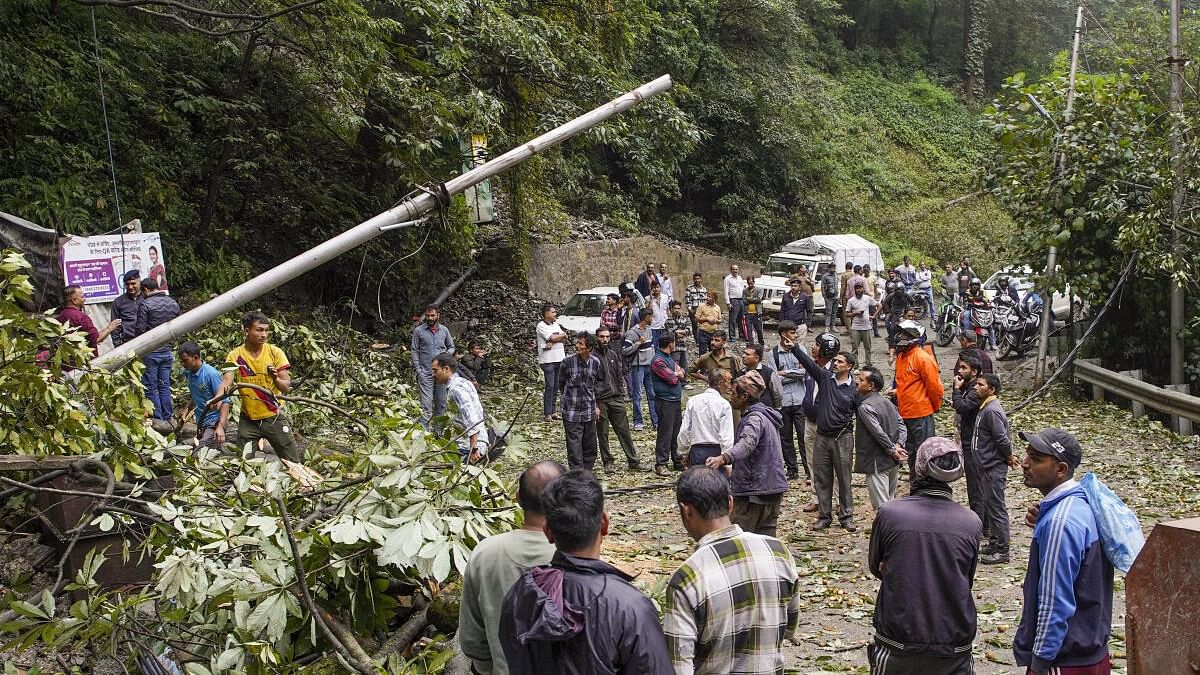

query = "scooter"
[965, 296, 994, 346]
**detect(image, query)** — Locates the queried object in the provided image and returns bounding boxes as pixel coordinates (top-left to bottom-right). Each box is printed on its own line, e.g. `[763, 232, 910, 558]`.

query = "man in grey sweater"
[458, 460, 562, 674]
[411, 305, 455, 428]
[972, 373, 1018, 564]
[853, 366, 908, 509]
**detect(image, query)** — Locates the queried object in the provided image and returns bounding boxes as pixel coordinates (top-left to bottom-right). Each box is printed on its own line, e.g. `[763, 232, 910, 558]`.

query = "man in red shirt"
[56, 285, 121, 357]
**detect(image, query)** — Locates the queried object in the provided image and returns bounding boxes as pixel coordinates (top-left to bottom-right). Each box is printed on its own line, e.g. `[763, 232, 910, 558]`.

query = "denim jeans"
[142, 351, 174, 420]
[630, 364, 659, 427]
[540, 361, 560, 416]
[727, 299, 745, 339]
[824, 298, 838, 328]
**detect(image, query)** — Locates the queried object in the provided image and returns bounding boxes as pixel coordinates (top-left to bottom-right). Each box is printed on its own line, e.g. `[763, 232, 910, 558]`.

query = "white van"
[757, 234, 884, 318]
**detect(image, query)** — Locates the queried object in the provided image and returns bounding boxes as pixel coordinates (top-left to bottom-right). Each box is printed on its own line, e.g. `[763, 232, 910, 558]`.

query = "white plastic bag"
[1079, 472, 1145, 573]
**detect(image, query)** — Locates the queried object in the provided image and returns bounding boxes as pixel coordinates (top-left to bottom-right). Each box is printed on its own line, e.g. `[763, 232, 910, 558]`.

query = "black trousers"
[687, 443, 722, 468]
[867, 642, 974, 675]
[564, 419, 598, 472]
[654, 399, 682, 468]
[597, 398, 640, 467]
[779, 405, 808, 478]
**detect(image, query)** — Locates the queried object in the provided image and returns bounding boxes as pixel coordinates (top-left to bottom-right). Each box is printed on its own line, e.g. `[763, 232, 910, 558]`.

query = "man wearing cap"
[109, 270, 141, 347]
[705, 370, 788, 537]
[1014, 429, 1114, 675]
[867, 436, 982, 674]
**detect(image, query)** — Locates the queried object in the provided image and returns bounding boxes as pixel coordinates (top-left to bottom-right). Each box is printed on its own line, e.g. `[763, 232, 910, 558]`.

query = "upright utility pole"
[1169, 0, 1186, 385]
[1034, 4, 1085, 386]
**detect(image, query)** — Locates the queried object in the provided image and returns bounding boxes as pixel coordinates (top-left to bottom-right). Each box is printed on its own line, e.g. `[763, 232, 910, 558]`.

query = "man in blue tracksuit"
[1014, 428, 1114, 675]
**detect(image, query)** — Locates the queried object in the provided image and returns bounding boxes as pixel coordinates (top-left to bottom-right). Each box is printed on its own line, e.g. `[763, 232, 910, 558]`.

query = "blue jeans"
[630, 364, 659, 427]
[142, 351, 174, 420]
[540, 362, 560, 416]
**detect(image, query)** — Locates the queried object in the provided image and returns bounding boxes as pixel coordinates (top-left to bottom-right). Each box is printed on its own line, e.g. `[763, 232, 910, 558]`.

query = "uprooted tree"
[0, 250, 523, 672]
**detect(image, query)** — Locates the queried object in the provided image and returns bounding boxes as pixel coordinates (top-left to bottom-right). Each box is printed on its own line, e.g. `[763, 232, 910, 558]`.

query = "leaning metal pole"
[92, 75, 673, 370]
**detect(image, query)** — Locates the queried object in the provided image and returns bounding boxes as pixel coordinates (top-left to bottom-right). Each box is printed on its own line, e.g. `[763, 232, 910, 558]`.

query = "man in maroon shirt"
[56, 285, 121, 357]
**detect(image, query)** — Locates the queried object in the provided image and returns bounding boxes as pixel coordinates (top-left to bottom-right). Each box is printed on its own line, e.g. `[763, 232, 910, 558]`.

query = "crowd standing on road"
[47, 257, 1122, 675]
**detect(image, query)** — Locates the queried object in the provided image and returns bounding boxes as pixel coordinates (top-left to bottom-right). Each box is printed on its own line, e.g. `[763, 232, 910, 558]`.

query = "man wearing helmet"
[891, 320, 944, 484]
[961, 277, 986, 345]
[789, 332, 859, 531]
[996, 276, 1021, 306]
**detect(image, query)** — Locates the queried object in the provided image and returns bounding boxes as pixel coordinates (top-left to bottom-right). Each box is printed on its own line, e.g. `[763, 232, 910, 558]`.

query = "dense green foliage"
[984, 2, 1200, 381]
[0, 0, 1059, 316]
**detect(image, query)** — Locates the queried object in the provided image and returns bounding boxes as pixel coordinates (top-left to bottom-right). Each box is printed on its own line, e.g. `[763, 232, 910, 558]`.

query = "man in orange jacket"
[890, 321, 944, 483]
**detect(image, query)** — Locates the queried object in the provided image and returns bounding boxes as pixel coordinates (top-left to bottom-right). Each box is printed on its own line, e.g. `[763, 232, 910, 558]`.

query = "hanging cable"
[374, 182, 450, 323]
[90, 6, 128, 274]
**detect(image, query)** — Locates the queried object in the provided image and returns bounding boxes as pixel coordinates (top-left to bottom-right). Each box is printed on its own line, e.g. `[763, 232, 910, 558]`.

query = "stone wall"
[527, 235, 758, 303]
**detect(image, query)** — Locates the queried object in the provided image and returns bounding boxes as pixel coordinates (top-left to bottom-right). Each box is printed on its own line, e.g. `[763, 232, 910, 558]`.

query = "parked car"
[981, 266, 1077, 320]
[557, 286, 619, 334]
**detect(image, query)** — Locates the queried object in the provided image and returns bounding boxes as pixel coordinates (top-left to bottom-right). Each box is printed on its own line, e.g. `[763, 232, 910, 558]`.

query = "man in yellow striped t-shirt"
[213, 311, 301, 462]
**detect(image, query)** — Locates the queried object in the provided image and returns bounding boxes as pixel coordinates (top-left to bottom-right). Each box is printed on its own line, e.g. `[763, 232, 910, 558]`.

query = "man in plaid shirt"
[664, 468, 800, 674]
[685, 273, 708, 341]
[557, 332, 604, 471]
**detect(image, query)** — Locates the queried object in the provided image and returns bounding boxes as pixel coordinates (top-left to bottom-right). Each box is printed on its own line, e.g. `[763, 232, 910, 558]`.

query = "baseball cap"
[1019, 428, 1082, 468]
[122, 269, 141, 282]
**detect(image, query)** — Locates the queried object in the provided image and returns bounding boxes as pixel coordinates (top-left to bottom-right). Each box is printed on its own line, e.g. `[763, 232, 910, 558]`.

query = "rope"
[89, 7, 128, 274]
[1008, 250, 1140, 416]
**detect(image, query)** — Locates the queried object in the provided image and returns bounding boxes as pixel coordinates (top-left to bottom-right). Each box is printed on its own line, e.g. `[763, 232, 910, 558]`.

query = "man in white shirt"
[432, 353, 491, 461]
[648, 282, 669, 346]
[915, 260, 935, 318]
[657, 262, 675, 301]
[536, 303, 567, 423]
[677, 368, 735, 468]
[723, 264, 747, 341]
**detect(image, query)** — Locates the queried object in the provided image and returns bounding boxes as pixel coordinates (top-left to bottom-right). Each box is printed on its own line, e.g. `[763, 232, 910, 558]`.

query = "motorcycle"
[996, 295, 1042, 358]
[903, 286, 929, 320]
[935, 293, 963, 346]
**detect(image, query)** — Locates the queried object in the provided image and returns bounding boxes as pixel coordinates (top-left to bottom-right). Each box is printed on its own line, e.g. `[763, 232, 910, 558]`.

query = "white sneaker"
[634, 423, 645, 431]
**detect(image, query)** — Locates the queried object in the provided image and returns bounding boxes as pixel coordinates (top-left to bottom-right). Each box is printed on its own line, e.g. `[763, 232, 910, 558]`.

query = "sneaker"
[812, 519, 832, 531]
[653, 465, 670, 477]
[634, 423, 645, 431]
[980, 551, 1010, 565]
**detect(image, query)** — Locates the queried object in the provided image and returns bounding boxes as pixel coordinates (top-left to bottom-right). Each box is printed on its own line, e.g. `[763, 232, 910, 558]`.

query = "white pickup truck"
[757, 234, 885, 319]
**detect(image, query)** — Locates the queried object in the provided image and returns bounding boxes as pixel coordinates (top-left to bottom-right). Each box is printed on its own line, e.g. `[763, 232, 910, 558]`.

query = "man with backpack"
[1014, 429, 1114, 675]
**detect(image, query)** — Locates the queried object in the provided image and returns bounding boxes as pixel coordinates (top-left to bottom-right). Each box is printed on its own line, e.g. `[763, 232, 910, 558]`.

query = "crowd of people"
[49, 258, 1116, 674]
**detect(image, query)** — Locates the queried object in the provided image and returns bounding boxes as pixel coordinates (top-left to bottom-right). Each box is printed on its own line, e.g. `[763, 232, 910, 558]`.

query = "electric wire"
[89, 6, 129, 275]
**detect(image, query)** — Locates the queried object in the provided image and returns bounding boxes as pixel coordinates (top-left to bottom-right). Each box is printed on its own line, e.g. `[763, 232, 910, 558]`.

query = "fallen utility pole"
[1034, 5, 1084, 387]
[92, 75, 673, 370]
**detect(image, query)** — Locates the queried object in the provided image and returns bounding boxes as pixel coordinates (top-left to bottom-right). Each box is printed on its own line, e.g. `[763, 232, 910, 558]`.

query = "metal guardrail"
[1074, 359, 1198, 433]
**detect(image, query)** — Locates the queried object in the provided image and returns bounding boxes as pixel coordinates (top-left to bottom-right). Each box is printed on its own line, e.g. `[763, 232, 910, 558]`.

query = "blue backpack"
[1078, 472, 1145, 573]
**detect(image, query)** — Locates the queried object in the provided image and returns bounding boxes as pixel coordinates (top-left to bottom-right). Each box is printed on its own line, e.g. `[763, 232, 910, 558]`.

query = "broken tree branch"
[275, 496, 377, 674]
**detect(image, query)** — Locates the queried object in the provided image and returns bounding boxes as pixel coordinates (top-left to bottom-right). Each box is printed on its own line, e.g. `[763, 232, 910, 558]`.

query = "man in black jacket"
[134, 277, 180, 420]
[500, 470, 672, 674]
[790, 333, 858, 531]
[952, 353, 986, 528]
[594, 326, 647, 473]
[868, 436, 982, 675]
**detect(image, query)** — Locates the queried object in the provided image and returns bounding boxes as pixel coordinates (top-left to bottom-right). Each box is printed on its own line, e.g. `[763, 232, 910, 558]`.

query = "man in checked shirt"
[664, 467, 800, 675]
[557, 332, 604, 472]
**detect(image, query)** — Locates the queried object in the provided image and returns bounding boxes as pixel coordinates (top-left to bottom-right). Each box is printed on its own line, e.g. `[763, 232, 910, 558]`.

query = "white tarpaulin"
[60, 232, 168, 304]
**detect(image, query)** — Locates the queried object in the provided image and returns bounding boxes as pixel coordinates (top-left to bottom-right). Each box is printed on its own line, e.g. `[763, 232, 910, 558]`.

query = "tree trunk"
[962, 0, 988, 101]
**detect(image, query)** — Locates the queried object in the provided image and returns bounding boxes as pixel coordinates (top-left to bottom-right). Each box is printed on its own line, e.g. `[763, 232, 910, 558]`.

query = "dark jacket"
[854, 392, 906, 475]
[110, 293, 141, 345]
[1013, 481, 1114, 671]
[869, 485, 982, 657]
[749, 364, 783, 410]
[793, 346, 857, 435]
[500, 551, 673, 675]
[971, 397, 1012, 470]
[650, 350, 683, 402]
[952, 386, 981, 451]
[594, 345, 627, 402]
[779, 291, 809, 325]
[133, 292, 181, 354]
[727, 403, 787, 497]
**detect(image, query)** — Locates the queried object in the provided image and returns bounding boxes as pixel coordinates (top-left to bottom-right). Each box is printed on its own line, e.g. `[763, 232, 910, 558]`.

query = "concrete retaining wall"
[527, 236, 758, 303]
